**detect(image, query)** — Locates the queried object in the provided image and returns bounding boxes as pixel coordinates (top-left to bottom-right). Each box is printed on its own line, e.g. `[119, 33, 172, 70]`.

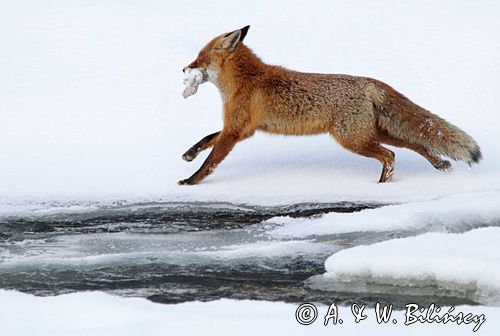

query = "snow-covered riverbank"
[1, 290, 498, 336]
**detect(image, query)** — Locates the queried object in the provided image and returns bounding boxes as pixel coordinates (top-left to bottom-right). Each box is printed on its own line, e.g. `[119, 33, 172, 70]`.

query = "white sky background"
[0, 0, 499, 200]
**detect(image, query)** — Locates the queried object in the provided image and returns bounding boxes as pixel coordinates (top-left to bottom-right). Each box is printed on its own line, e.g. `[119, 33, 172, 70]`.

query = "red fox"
[179, 25, 481, 185]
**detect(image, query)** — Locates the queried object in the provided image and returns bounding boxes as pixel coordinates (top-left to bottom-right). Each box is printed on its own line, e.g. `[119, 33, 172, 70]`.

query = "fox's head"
[183, 25, 250, 84]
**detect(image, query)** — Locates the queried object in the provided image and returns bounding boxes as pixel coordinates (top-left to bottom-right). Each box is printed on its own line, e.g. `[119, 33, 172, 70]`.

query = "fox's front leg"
[178, 131, 239, 185]
[182, 131, 220, 162]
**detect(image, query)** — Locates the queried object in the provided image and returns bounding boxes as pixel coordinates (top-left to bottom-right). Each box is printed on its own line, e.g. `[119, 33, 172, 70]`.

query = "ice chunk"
[182, 68, 204, 98]
[266, 191, 500, 238]
[307, 227, 500, 305]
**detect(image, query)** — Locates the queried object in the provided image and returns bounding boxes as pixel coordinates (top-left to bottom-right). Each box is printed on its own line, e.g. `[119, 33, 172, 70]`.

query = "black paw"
[182, 153, 195, 162]
[182, 148, 198, 162]
[434, 160, 452, 172]
[178, 178, 197, 186]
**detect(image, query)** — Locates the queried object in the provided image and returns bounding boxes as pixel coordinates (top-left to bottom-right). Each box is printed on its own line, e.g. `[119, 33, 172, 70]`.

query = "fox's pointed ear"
[220, 25, 250, 51]
[239, 25, 250, 42]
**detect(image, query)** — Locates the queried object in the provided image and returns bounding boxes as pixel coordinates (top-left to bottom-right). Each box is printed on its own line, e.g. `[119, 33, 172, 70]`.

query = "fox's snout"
[183, 61, 200, 73]
[183, 65, 197, 74]
[184, 57, 206, 73]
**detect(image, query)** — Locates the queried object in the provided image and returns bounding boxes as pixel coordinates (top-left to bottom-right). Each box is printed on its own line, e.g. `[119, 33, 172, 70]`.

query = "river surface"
[0, 201, 480, 307]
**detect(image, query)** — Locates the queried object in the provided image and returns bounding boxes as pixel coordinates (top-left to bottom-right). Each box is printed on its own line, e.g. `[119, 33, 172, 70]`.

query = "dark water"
[0, 201, 482, 307]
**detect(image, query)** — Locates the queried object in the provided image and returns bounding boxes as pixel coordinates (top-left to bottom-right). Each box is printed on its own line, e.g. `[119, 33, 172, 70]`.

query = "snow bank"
[267, 191, 500, 238]
[307, 227, 500, 305]
[0, 290, 499, 336]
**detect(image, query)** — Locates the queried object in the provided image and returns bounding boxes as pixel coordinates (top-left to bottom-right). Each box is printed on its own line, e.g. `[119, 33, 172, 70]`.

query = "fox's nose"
[182, 67, 188, 73]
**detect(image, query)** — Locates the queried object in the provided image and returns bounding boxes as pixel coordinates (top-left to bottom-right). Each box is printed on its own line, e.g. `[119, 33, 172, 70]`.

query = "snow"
[0, 290, 499, 336]
[308, 227, 500, 306]
[0, 0, 499, 202]
[266, 191, 500, 238]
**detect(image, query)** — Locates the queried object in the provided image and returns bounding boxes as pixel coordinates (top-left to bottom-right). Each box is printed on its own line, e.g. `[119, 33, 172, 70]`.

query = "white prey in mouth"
[182, 68, 204, 98]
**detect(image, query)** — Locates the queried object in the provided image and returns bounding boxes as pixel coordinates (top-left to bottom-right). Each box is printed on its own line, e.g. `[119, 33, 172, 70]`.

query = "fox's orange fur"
[179, 26, 481, 185]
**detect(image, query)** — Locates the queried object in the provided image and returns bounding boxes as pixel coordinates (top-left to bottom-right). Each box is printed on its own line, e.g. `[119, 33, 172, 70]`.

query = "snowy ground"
[1, 0, 500, 335]
[0, 290, 498, 336]
[1, 0, 499, 201]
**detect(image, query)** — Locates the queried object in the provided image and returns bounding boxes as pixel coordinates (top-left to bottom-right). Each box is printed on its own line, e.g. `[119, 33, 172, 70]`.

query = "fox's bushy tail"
[374, 83, 482, 165]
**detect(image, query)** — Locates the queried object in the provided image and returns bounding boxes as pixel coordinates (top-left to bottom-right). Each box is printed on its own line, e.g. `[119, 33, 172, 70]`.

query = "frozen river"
[1, 199, 493, 307]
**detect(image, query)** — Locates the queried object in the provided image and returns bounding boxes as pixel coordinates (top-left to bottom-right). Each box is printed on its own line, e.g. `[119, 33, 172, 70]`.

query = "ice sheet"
[267, 191, 500, 238]
[308, 227, 500, 305]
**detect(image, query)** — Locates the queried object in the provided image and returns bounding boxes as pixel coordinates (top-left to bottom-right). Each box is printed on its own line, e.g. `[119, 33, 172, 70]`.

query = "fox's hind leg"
[333, 133, 395, 182]
[331, 97, 395, 182]
[377, 131, 451, 171]
[349, 142, 396, 183]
